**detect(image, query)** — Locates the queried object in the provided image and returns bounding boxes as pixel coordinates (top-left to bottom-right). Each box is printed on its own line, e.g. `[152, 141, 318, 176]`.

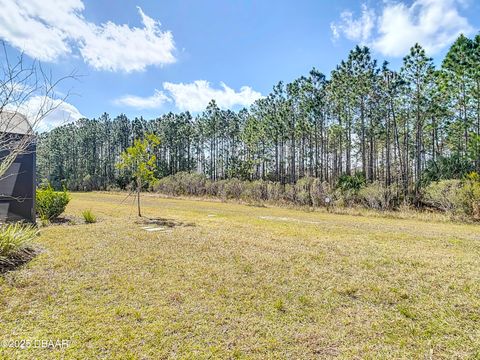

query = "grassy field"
[1, 192, 480, 359]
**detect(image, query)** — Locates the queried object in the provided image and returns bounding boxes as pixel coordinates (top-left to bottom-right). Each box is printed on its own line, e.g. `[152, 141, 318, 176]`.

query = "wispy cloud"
[0, 0, 176, 72]
[330, 4, 375, 44]
[114, 90, 170, 109]
[331, 0, 475, 56]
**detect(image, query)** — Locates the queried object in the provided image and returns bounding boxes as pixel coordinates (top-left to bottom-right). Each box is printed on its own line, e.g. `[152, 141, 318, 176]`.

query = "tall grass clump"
[0, 223, 38, 270]
[36, 185, 70, 220]
[82, 209, 97, 224]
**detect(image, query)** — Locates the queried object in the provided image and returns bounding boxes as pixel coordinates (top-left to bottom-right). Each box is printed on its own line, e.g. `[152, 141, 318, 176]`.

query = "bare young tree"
[0, 43, 77, 180]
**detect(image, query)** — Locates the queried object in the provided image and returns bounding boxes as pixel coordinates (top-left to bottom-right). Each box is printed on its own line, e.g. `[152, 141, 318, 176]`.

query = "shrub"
[180, 172, 207, 196]
[311, 179, 333, 207]
[221, 178, 244, 199]
[283, 184, 297, 203]
[82, 174, 95, 191]
[242, 180, 268, 203]
[422, 155, 473, 185]
[333, 188, 358, 207]
[295, 177, 314, 206]
[423, 179, 462, 213]
[205, 180, 221, 197]
[336, 173, 366, 194]
[358, 182, 399, 211]
[334, 173, 366, 207]
[266, 182, 285, 202]
[154, 176, 177, 196]
[153, 172, 208, 197]
[82, 209, 97, 224]
[458, 172, 480, 220]
[423, 174, 480, 220]
[36, 185, 70, 220]
[0, 223, 38, 268]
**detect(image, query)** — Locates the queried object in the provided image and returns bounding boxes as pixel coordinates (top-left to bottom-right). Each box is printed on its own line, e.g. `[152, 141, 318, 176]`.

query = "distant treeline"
[38, 35, 480, 203]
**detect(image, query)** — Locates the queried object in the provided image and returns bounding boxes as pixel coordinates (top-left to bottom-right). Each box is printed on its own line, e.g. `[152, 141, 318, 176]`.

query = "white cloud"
[17, 96, 84, 132]
[114, 90, 170, 109]
[163, 81, 262, 112]
[0, 0, 176, 72]
[331, 0, 475, 56]
[114, 81, 263, 112]
[330, 4, 375, 43]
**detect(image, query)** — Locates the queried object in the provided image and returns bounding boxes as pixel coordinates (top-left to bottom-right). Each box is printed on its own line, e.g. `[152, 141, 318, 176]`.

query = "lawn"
[1, 192, 480, 359]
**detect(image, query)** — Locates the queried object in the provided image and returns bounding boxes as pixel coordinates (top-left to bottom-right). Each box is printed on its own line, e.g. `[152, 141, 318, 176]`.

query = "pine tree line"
[37, 36, 480, 201]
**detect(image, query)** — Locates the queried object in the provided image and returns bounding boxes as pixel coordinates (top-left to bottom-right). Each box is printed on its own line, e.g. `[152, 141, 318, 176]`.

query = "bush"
[220, 178, 244, 200]
[154, 172, 208, 197]
[266, 182, 285, 202]
[0, 223, 38, 268]
[82, 209, 97, 224]
[242, 180, 268, 203]
[423, 179, 462, 213]
[334, 173, 366, 207]
[81, 174, 95, 191]
[295, 177, 314, 206]
[358, 182, 399, 211]
[36, 185, 70, 220]
[458, 172, 480, 220]
[205, 180, 221, 197]
[181, 172, 207, 196]
[336, 173, 366, 194]
[423, 174, 480, 220]
[422, 155, 474, 185]
[311, 179, 333, 207]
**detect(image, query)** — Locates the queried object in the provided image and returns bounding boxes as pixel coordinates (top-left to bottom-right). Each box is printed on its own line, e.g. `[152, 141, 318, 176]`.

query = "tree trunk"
[361, 99, 367, 176]
[137, 177, 142, 217]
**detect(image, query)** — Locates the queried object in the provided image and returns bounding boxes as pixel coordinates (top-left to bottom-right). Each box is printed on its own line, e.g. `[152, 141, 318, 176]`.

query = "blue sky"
[0, 0, 479, 130]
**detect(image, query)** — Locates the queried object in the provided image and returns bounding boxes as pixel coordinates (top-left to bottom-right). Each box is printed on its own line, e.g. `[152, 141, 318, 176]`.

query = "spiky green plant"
[82, 210, 97, 224]
[0, 223, 38, 268]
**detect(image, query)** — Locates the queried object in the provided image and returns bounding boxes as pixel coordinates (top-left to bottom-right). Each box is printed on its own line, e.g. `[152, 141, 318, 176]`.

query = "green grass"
[1, 192, 480, 359]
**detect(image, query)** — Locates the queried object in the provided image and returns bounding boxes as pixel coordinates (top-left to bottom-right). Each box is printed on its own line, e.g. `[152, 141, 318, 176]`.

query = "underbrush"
[153, 173, 334, 207]
[151, 172, 480, 223]
[151, 171, 480, 223]
[424, 172, 480, 221]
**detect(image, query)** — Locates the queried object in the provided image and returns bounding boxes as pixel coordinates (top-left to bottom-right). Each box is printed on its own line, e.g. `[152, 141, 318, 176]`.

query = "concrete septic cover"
[141, 226, 167, 232]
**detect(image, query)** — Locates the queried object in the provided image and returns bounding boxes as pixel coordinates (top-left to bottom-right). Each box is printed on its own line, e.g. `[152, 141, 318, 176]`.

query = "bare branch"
[0, 41, 79, 180]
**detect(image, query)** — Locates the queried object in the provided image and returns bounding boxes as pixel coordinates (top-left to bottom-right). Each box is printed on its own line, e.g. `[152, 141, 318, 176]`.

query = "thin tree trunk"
[137, 177, 141, 217]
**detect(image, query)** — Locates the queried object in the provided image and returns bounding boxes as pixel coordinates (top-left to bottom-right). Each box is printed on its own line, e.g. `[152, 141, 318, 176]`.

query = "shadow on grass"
[135, 217, 195, 228]
[50, 217, 74, 225]
[0, 247, 38, 275]
[39, 216, 80, 227]
[246, 202, 267, 208]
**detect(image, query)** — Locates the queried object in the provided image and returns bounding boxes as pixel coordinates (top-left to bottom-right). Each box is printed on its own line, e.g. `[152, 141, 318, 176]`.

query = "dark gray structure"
[0, 112, 36, 223]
